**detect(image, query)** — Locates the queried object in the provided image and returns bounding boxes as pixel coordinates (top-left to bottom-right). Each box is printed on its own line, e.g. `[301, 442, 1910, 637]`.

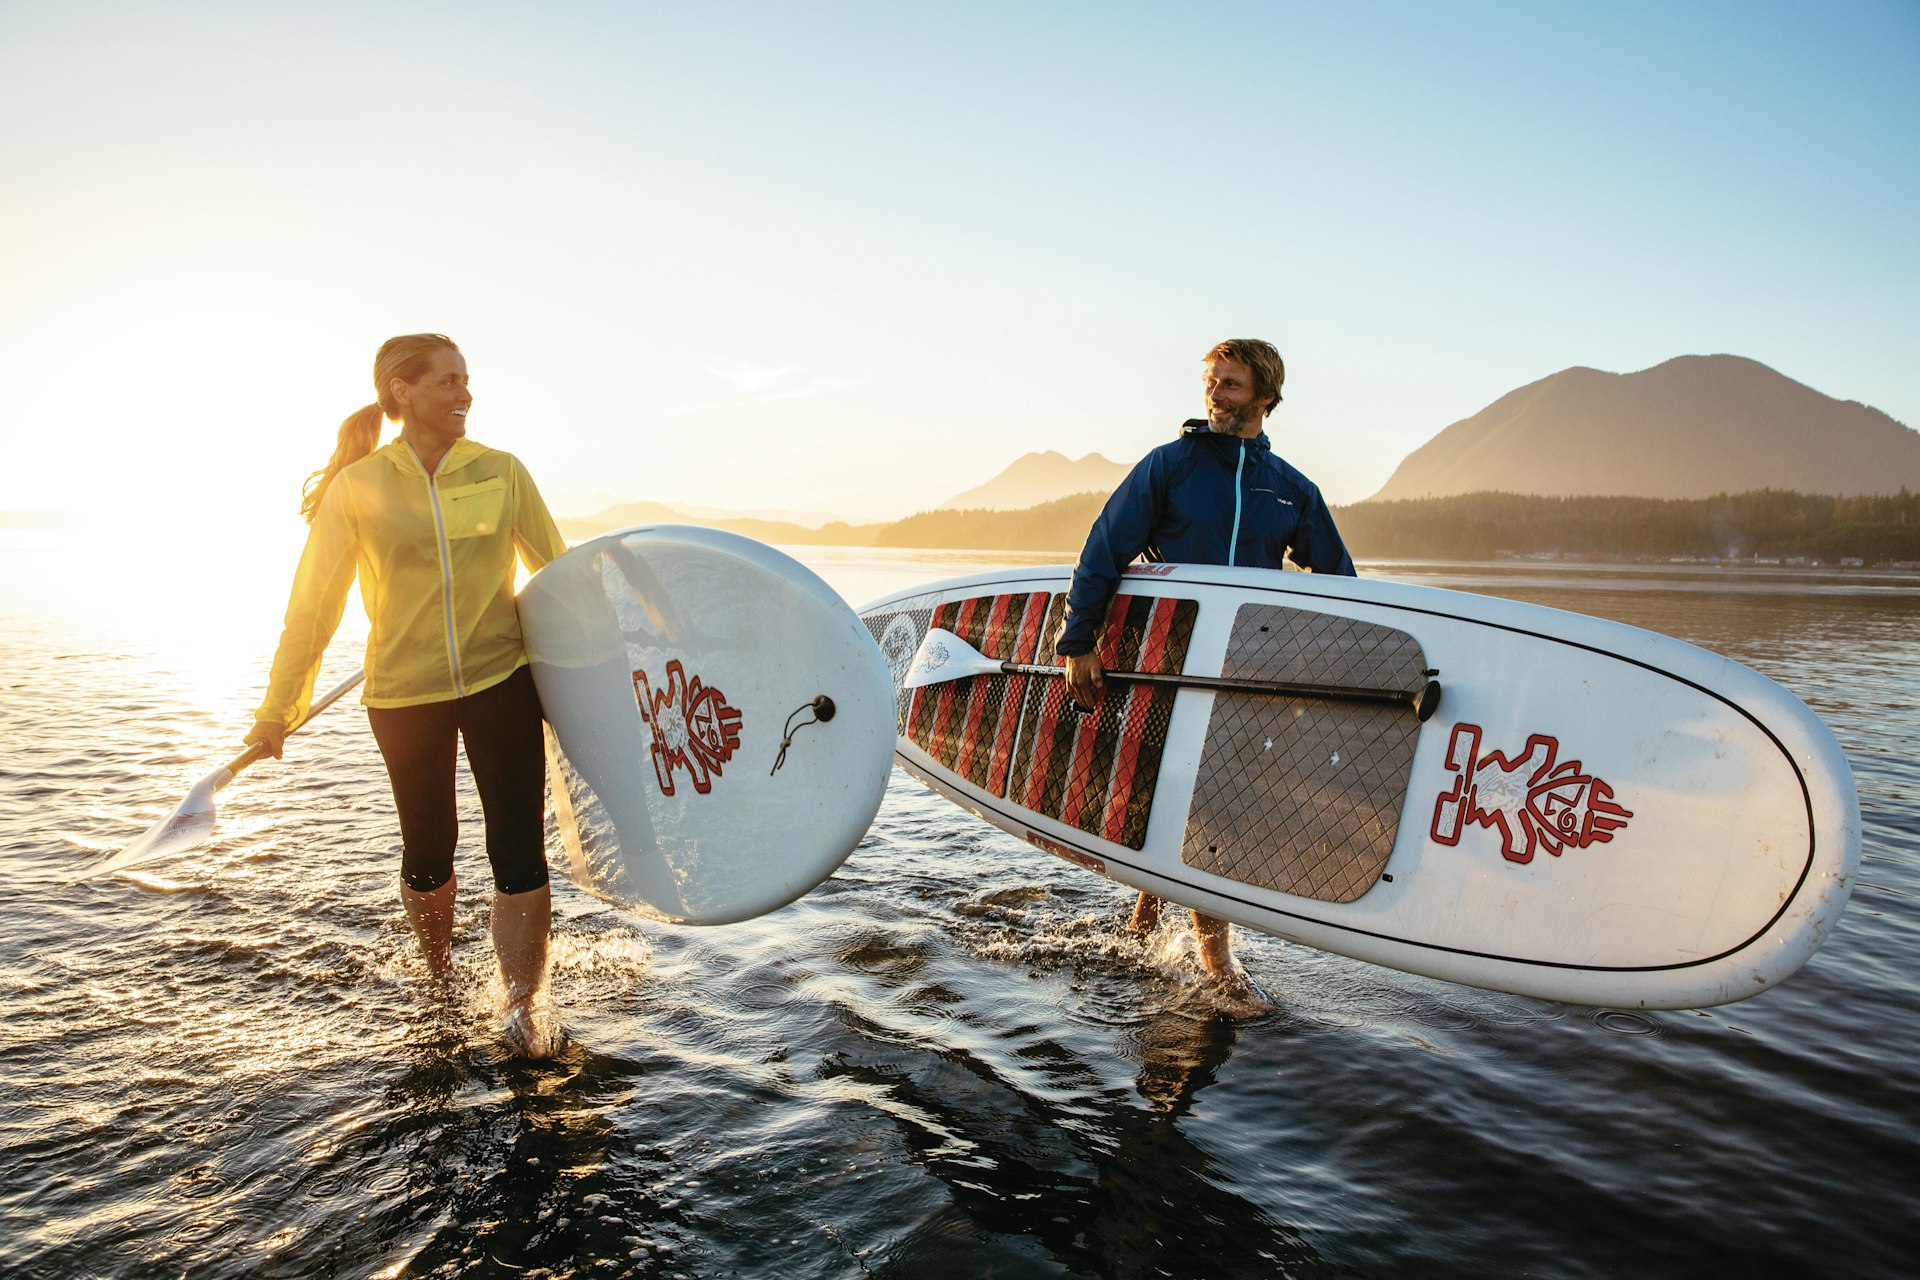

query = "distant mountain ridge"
[938, 450, 1130, 511]
[564, 501, 872, 546]
[545, 354, 1917, 555]
[1370, 355, 1920, 501]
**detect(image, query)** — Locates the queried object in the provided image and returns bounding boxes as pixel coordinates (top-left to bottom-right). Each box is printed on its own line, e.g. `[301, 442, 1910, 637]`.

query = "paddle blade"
[76, 765, 234, 882]
[902, 627, 1004, 689]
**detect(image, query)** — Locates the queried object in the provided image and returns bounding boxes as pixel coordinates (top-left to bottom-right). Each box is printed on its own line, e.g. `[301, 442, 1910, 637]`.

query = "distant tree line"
[872, 488, 1920, 564]
[557, 487, 1920, 564]
[1331, 490, 1920, 564]
[873, 492, 1109, 551]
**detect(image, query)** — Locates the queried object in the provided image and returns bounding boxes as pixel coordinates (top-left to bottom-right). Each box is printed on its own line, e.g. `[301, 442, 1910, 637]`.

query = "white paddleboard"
[519, 525, 895, 924]
[859, 564, 1860, 1009]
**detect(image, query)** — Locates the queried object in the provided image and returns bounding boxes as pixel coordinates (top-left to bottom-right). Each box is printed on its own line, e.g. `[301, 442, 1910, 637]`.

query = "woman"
[247, 334, 568, 1056]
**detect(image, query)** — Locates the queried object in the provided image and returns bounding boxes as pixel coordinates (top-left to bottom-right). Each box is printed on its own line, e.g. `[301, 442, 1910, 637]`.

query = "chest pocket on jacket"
[440, 477, 508, 540]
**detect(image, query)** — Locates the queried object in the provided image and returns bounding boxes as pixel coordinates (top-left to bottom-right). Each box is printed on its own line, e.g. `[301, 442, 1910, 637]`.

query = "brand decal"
[634, 660, 743, 796]
[878, 613, 921, 691]
[1430, 723, 1632, 864]
[1123, 564, 1177, 576]
[905, 633, 955, 686]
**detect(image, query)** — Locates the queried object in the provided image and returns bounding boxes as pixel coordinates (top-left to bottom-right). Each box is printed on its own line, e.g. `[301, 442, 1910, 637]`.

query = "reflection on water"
[2, 538, 1918, 1278]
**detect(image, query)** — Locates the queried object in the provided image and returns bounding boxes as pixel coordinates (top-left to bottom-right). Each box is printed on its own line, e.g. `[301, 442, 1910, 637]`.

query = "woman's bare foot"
[502, 997, 553, 1060]
[492, 885, 553, 1058]
[401, 877, 457, 975]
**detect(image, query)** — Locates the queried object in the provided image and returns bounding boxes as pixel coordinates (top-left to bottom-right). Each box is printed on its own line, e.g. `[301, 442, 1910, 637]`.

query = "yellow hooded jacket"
[257, 437, 568, 727]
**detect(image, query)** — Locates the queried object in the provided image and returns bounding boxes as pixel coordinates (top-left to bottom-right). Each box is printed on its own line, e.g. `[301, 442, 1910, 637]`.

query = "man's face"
[1203, 356, 1265, 437]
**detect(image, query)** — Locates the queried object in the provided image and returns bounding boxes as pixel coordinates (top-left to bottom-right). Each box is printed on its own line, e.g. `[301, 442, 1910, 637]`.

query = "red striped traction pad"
[904, 592, 1198, 850]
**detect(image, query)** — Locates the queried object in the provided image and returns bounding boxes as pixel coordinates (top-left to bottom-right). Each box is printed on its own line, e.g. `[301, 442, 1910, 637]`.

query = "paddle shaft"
[999, 659, 1441, 718]
[224, 669, 366, 775]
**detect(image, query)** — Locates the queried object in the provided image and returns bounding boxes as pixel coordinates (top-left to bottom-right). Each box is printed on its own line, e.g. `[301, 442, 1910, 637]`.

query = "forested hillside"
[1335, 490, 1920, 563]
[557, 489, 1920, 564]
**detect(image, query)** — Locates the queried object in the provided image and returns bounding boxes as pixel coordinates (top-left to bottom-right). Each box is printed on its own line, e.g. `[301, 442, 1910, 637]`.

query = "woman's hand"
[245, 721, 288, 759]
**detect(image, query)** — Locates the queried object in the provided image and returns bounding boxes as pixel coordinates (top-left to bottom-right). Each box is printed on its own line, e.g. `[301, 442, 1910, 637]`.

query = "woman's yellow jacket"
[256, 438, 568, 727]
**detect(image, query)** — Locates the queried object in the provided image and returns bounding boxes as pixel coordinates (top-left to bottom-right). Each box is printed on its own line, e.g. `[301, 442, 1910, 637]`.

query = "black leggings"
[367, 664, 550, 896]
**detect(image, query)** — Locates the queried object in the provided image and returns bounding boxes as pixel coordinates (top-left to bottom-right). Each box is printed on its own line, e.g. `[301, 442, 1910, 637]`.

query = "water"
[3, 537, 1917, 1278]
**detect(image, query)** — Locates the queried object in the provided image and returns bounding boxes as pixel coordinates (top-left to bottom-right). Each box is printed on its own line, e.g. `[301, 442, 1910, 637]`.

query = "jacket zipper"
[1227, 439, 1246, 567]
[422, 456, 467, 698]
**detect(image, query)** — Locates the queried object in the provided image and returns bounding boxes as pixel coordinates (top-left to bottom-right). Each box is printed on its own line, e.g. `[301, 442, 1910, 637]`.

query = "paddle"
[74, 669, 366, 882]
[904, 628, 1442, 721]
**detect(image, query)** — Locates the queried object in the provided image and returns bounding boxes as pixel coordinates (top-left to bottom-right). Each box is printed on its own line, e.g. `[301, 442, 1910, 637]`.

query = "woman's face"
[393, 347, 470, 443]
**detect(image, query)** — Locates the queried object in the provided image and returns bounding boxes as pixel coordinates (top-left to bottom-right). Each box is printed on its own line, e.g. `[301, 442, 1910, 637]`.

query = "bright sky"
[3, 1, 1916, 531]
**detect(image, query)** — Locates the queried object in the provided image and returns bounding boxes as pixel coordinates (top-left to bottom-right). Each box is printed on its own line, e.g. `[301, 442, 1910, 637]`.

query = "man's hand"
[245, 720, 288, 760]
[1061, 651, 1105, 709]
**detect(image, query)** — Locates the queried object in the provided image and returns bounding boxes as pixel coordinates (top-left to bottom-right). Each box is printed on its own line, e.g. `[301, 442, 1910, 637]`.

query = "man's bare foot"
[1213, 966, 1276, 1015]
[1192, 910, 1235, 977]
[1192, 911, 1274, 1013]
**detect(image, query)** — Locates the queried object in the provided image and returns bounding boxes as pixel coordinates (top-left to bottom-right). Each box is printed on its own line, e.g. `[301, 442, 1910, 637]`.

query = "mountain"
[560, 500, 880, 546]
[556, 495, 844, 526]
[940, 451, 1131, 510]
[1369, 355, 1920, 501]
[544, 490, 632, 519]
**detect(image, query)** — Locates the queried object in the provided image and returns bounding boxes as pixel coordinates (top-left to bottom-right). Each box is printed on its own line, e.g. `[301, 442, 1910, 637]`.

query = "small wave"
[1591, 1008, 1664, 1037]
[54, 831, 119, 853]
[119, 871, 199, 893]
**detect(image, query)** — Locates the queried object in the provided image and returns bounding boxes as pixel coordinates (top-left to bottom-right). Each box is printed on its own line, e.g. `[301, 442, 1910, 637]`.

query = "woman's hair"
[300, 333, 460, 522]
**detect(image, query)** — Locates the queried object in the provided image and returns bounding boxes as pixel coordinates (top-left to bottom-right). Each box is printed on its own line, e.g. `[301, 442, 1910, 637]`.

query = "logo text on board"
[634, 661, 742, 796]
[1431, 723, 1632, 863]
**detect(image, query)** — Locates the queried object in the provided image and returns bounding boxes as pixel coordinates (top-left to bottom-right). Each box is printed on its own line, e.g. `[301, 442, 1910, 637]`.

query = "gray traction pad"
[1181, 603, 1429, 904]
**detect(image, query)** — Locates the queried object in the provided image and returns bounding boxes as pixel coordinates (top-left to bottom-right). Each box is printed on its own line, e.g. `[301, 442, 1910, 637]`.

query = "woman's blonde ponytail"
[298, 333, 460, 522]
[300, 404, 387, 522]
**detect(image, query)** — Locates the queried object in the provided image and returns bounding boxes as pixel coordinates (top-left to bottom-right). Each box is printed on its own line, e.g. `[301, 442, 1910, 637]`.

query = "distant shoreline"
[11, 487, 1919, 570]
[552, 488, 1920, 570]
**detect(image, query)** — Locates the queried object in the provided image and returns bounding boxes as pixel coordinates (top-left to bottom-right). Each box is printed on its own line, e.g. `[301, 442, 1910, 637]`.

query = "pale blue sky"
[2, 1, 1915, 526]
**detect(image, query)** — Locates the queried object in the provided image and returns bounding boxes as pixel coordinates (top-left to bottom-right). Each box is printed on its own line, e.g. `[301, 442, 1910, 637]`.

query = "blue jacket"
[1056, 420, 1355, 656]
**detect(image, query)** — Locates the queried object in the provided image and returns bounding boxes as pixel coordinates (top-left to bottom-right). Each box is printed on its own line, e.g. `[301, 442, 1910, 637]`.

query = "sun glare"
[9, 295, 367, 517]
[3, 294, 382, 714]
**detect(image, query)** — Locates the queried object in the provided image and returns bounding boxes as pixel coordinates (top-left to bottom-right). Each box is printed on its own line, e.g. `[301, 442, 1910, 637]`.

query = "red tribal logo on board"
[634, 661, 743, 796]
[1430, 723, 1632, 864]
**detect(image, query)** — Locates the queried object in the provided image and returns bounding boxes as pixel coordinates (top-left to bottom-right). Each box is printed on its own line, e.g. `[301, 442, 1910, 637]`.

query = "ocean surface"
[2, 534, 1916, 1279]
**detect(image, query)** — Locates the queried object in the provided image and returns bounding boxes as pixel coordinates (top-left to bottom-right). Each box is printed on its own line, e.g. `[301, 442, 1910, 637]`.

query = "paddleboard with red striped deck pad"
[859, 562, 1860, 1010]
[903, 591, 1196, 849]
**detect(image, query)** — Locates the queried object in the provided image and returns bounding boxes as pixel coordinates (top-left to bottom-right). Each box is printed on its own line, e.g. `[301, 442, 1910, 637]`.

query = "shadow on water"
[811, 1004, 1335, 1278]
[359, 1045, 656, 1278]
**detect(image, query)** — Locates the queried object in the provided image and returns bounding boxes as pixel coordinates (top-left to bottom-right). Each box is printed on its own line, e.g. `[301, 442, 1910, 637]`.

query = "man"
[1056, 338, 1355, 988]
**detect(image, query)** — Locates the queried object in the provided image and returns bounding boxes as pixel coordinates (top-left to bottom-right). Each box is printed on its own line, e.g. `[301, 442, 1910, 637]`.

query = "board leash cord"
[771, 695, 837, 774]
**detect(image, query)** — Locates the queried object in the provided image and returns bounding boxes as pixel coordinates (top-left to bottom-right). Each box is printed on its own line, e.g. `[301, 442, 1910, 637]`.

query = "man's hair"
[1206, 339, 1285, 415]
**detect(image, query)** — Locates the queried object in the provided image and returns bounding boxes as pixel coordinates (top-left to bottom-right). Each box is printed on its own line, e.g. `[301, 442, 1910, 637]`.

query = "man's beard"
[1208, 401, 1263, 436]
